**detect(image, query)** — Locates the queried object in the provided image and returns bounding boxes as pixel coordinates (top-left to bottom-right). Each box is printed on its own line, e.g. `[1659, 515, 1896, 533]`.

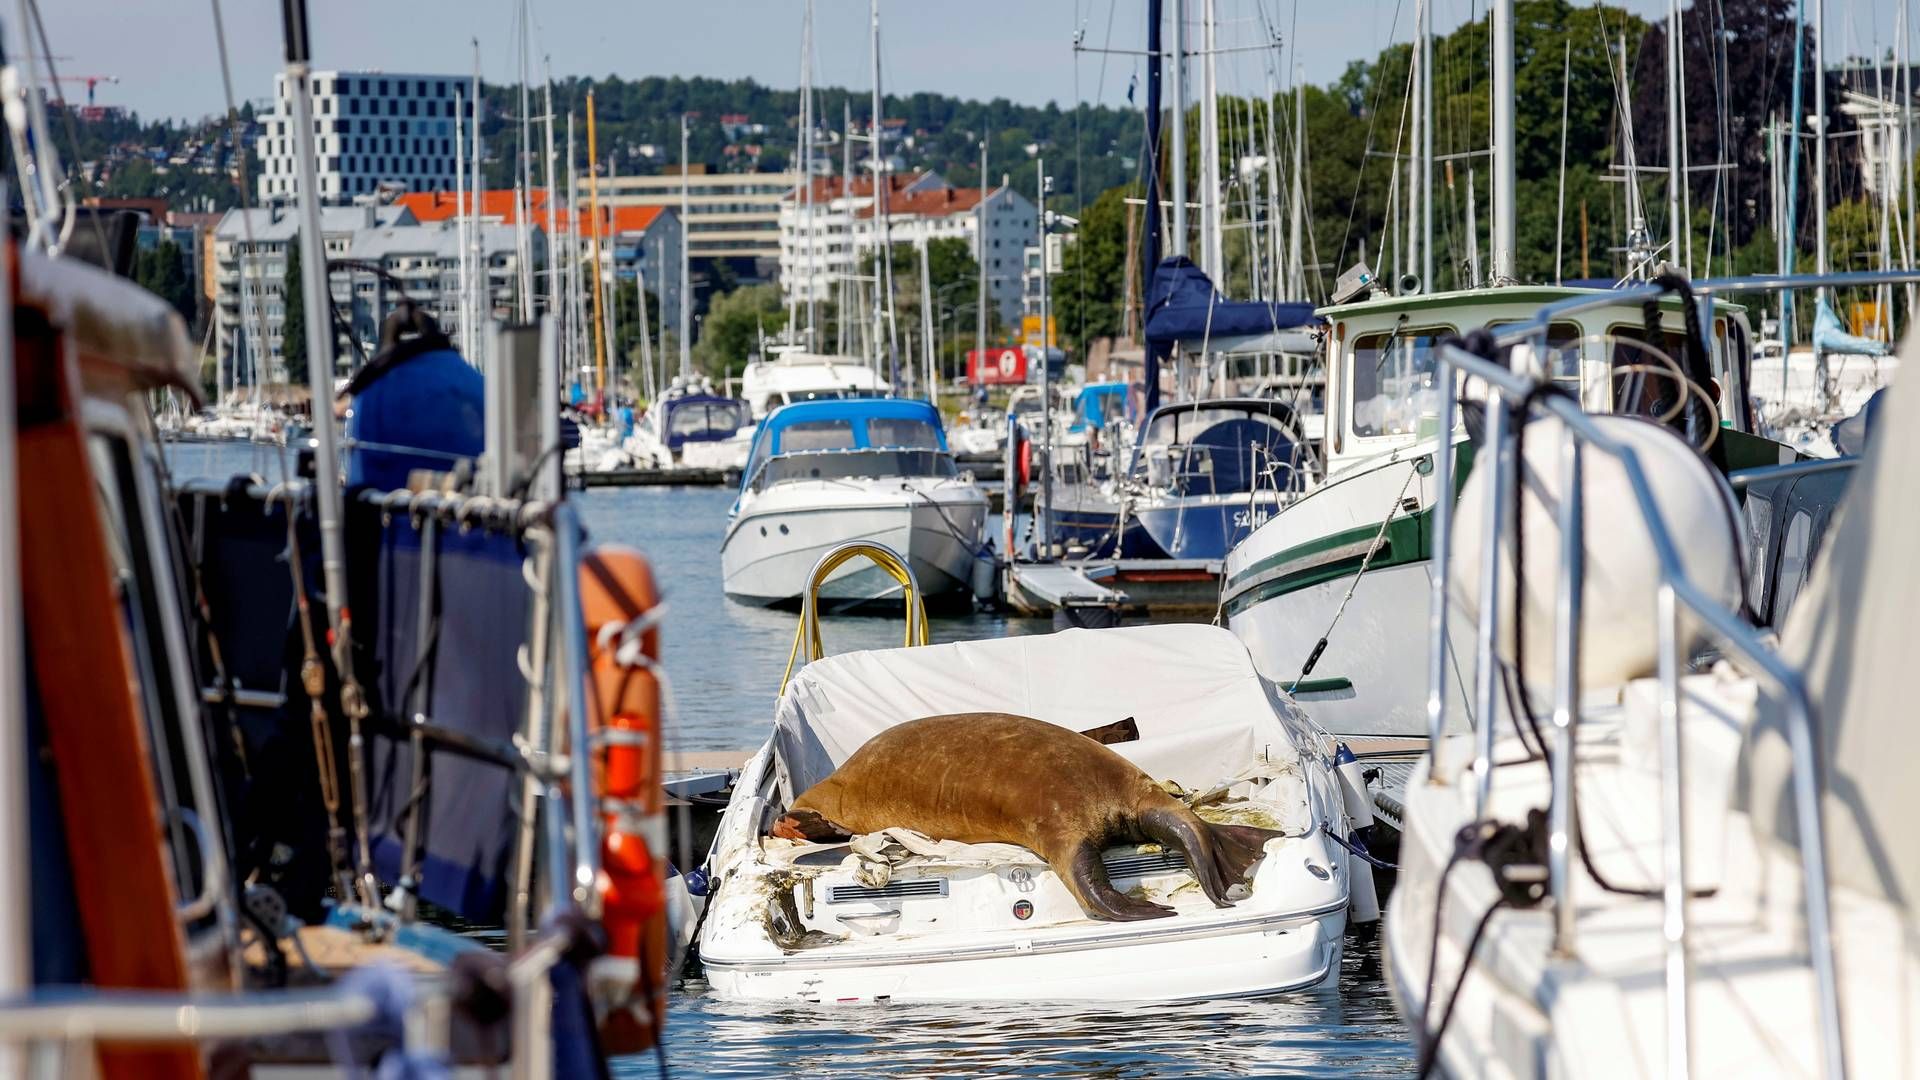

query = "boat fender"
[1346, 829, 1383, 923]
[1333, 744, 1376, 830]
[581, 546, 669, 1052]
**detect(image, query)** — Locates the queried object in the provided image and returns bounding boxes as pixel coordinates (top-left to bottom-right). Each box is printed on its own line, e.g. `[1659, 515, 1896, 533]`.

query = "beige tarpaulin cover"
[770, 623, 1313, 803]
[1742, 337, 1918, 919]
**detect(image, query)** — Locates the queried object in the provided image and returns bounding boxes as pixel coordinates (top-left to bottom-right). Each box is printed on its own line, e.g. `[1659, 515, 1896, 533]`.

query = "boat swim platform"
[1004, 557, 1223, 618]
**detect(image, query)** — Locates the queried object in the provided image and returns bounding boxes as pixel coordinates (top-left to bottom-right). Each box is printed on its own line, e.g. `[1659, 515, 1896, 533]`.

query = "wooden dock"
[575, 466, 737, 489]
[1003, 557, 1223, 617]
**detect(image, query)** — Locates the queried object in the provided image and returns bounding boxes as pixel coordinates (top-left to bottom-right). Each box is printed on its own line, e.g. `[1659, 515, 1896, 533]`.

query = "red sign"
[967, 347, 1027, 385]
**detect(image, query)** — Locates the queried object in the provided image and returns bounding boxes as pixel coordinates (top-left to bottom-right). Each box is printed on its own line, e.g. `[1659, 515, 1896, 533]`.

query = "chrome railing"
[1421, 268, 1920, 1080]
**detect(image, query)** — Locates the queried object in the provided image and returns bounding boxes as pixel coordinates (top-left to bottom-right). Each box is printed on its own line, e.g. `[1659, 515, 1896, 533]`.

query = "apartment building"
[589, 168, 800, 266]
[256, 70, 472, 204]
[779, 171, 1033, 325]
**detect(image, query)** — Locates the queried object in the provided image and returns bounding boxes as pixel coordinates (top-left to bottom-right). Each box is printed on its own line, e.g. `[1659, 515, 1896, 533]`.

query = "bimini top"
[1145, 256, 1318, 353]
[1071, 381, 1132, 432]
[741, 398, 950, 492]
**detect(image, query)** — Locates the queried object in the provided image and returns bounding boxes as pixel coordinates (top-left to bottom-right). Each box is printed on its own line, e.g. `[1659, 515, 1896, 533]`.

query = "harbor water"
[165, 442, 1413, 1077]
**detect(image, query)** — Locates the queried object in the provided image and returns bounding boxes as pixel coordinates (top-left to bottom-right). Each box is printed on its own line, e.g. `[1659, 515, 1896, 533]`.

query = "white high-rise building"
[256, 71, 471, 204]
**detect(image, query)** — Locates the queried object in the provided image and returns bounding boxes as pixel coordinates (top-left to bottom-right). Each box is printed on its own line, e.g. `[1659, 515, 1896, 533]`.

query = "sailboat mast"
[1199, 0, 1222, 284]
[517, 1, 535, 319]
[1814, 0, 1829, 287]
[1490, 0, 1516, 281]
[976, 133, 989, 382]
[840, 101, 853, 357]
[1169, 0, 1189, 258]
[566, 114, 579, 389]
[1289, 76, 1305, 298]
[586, 93, 609, 404]
[1666, 0, 1684, 270]
[469, 43, 484, 367]
[543, 66, 559, 329]
[870, 0, 893, 387]
[1408, 0, 1423, 284]
[919, 235, 935, 401]
[1419, 0, 1433, 288]
[791, 0, 811, 336]
[455, 88, 471, 360]
[679, 114, 692, 380]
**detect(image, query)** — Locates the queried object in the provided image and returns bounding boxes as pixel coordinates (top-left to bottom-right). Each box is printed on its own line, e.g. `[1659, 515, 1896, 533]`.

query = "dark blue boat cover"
[1144, 257, 1318, 348]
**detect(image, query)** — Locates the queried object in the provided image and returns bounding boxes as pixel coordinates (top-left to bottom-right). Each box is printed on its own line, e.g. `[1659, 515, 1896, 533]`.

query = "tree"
[859, 237, 997, 378]
[282, 244, 306, 385]
[692, 282, 786, 379]
[133, 240, 197, 330]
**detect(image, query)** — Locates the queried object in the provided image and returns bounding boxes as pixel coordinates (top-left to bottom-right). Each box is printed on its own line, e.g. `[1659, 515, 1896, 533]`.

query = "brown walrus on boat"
[771, 712, 1281, 922]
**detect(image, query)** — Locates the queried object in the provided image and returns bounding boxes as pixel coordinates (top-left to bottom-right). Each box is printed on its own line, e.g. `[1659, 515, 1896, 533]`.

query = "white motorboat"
[1384, 278, 1920, 1078]
[720, 398, 987, 608]
[697, 601, 1365, 1003]
[739, 344, 887, 420]
[623, 377, 752, 471]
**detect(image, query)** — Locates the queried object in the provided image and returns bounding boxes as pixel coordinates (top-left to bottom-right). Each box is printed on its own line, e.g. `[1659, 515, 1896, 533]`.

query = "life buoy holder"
[580, 546, 668, 1054]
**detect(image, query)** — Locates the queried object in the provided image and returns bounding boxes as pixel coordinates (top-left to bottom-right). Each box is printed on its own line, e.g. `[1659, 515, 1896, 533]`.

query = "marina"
[12, 0, 1920, 1074]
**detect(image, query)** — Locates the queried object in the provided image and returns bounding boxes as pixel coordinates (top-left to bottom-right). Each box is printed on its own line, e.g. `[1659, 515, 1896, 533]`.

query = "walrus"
[770, 712, 1281, 921]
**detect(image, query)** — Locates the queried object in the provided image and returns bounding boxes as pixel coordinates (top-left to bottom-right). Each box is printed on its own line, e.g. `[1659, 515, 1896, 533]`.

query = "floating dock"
[575, 466, 738, 489]
[1002, 557, 1223, 618]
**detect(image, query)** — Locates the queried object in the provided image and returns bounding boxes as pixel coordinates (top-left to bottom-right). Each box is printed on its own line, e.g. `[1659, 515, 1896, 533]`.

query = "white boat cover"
[770, 623, 1313, 802]
[1748, 326, 1920, 920]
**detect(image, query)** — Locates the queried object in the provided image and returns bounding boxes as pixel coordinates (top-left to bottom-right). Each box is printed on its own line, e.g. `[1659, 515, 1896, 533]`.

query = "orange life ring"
[1016, 433, 1033, 489]
[580, 546, 668, 1053]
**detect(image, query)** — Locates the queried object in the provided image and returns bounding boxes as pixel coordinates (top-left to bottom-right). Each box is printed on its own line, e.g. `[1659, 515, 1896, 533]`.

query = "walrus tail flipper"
[1076, 716, 1140, 746]
[1065, 842, 1176, 921]
[1204, 822, 1284, 892]
[1140, 805, 1283, 908]
[771, 809, 853, 843]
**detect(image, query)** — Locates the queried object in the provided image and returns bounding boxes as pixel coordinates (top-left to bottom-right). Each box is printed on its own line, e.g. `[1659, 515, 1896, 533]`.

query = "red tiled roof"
[854, 186, 985, 220]
[395, 190, 664, 238]
[784, 172, 929, 204]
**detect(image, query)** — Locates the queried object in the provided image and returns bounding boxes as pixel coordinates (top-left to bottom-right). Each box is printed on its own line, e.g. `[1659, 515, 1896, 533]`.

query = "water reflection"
[642, 935, 1410, 1078]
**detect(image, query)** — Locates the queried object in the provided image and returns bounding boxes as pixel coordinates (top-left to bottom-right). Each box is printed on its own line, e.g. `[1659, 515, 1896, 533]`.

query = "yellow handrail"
[778, 541, 930, 694]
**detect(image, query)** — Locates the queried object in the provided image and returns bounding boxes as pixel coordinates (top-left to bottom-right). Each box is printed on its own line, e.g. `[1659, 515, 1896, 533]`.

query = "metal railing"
[1419, 268, 1920, 1080]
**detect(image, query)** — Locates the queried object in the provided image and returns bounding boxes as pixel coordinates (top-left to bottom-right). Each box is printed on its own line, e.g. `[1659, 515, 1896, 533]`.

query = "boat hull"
[721, 481, 987, 607]
[704, 902, 1344, 1003]
[1133, 490, 1284, 561]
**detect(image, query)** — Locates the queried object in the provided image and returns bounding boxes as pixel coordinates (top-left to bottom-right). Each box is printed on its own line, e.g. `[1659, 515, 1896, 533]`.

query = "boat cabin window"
[779, 419, 858, 451]
[752, 448, 957, 491]
[785, 388, 879, 405]
[865, 417, 941, 449]
[1605, 324, 1704, 419]
[1350, 327, 1454, 439]
[669, 400, 746, 438]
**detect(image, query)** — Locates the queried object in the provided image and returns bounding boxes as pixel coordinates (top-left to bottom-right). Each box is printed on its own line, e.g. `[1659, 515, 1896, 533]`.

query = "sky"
[38, 0, 1920, 125]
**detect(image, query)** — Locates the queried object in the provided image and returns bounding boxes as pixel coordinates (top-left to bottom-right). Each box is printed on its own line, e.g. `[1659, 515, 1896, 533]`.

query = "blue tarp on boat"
[1813, 298, 1890, 356]
[1144, 257, 1318, 350]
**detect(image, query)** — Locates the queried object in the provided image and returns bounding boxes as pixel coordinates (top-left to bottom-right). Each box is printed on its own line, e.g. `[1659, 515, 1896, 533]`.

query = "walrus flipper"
[1140, 805, 1283, 908]
[1065, 842, 1176, 921]
[771, 808, 854, 843]
[1076, 716, 1140, 746]
[1203, 822, 1284, 891]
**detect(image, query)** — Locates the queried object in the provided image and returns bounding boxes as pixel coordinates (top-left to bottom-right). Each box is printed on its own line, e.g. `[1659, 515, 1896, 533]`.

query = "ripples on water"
[641, 934, 1408, 1079]
[163, 445, 1413, 1077]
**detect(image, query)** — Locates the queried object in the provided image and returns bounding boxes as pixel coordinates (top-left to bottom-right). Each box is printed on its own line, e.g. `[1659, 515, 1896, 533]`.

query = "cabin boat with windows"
[739, 346, 887, 421]
[1219, 285, 1786, 736]
[721, 398, 987, 608]
[697, 611, 1360, 1003]
[623, 379, 752, 470]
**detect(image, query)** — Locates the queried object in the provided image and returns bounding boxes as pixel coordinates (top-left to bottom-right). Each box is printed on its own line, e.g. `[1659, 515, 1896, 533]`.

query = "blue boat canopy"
[1144, 257, 1318, 352]
[741, 398, 950, 494]
[659, 392, 749, 450]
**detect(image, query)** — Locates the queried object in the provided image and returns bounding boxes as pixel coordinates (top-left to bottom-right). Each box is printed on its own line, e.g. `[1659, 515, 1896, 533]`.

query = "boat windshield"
[1350, 329, 1452, 439]
[1081, 391, 1128, 427]
[1136, 406, 1304, 495]
[783, 388, 883, 405]
[751, 448, 958, 491]
[668, 400, 747, 438]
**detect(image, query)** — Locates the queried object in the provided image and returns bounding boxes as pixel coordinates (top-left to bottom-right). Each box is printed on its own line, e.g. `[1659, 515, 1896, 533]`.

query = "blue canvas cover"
[1144, 257, 1317, 349]
[1813, 298, 1890, 356]
[346, 347, 486, 491]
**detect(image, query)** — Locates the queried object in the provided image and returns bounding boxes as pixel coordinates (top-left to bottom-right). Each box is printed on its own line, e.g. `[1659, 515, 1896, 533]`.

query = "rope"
[1287, 461, 1421, 693]
[279, 496, 352, 896]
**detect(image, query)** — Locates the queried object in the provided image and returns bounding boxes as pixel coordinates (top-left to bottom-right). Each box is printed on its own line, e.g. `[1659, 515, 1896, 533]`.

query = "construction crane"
[45, 73, 119, 107]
